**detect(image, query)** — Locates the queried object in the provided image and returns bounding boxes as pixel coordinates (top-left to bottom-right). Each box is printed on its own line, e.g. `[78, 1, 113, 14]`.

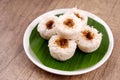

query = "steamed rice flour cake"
[48, 35, 77, 61]
[55, 13, 81, 40]
[37, 15, 58, 40]
[77, 25, 102, 53]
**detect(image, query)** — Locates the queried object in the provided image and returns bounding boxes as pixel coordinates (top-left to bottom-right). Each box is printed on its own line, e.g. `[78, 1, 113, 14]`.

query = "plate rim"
[23, 8, 114, 75]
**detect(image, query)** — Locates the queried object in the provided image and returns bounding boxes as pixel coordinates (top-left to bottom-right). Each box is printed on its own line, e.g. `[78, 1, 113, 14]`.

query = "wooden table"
[0, 0, 120, 80]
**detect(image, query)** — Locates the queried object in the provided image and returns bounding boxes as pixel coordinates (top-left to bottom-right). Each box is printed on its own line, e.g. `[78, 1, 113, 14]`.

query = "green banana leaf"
[29, 14, 109, 71]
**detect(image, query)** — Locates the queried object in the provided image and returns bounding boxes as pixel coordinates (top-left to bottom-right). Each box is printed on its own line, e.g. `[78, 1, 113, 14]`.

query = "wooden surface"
[0, 0, 120, 80]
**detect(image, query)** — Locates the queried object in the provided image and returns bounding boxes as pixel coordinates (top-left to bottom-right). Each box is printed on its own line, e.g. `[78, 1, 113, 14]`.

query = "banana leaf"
[29, 15, 109, 71]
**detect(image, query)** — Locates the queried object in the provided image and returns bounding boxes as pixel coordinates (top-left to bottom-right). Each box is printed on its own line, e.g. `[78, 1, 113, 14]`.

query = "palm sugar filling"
[55, 38, 68, 48]
[82, 30, 94, 40]
[63, 18, 75, 28]
[46, 20, 54, 29]
[74, 13, 84, 20]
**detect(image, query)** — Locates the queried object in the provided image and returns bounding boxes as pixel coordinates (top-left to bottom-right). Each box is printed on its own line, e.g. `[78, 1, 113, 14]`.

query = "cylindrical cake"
[55, 13, 82, 40]
[37, 15, 58, 40]
[77, 25, 102, 53]
[48, 35, 77, 61]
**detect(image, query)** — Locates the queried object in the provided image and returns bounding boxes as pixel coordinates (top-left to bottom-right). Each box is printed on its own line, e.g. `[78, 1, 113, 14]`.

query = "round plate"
[23, 9, 114, 75]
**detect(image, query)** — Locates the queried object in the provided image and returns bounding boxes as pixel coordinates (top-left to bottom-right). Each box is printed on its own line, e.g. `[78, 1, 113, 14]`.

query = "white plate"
[23, 9, 114, 75]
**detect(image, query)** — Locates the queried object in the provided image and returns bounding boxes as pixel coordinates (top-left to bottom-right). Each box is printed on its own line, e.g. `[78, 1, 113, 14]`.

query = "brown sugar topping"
[55, 38, 68, 48]
[63, 18, 75, 28]
[46, 20, 54, 29]
[74, 13, 84, 20]
[82, 30, 94, 40]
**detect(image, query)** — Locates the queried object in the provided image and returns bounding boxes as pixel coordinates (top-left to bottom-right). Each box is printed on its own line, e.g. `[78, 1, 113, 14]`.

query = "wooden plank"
[0, 0, 120, 80]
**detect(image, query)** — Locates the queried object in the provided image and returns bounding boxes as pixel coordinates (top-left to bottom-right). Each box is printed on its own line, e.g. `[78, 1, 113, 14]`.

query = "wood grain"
[0, 0, 120, 80]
